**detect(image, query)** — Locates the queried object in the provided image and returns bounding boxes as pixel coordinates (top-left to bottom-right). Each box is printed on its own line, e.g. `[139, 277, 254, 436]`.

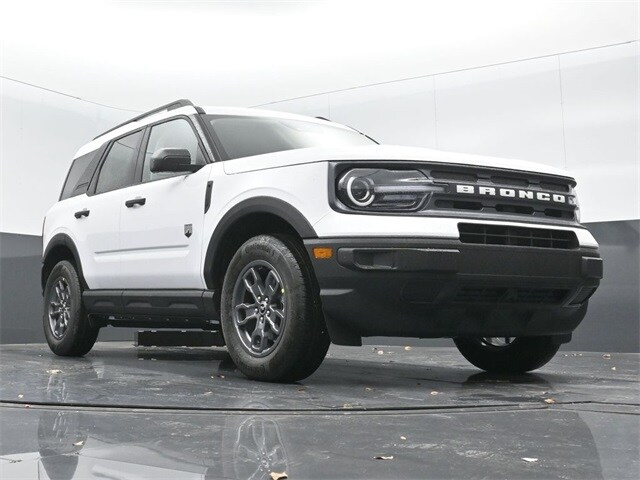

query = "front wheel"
[220, 234, 330, 382]
[454, 336, 560, 373]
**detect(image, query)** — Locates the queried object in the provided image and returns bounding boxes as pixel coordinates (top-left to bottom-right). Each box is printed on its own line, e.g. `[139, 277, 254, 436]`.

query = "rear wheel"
[43, 260, 99, 356]
[220, 234, 330, 382]
[454, 336, 560, 373]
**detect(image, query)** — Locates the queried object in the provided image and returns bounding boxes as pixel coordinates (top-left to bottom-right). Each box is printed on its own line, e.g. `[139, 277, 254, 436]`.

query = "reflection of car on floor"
[33, 366, 608, 480]
[41, 99, 602, 381]
[37, 369, 288, 480]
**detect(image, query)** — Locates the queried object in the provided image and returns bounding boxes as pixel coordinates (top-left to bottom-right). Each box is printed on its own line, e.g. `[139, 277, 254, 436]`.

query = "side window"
[142, 119, 205, 182]
[60, 150, 101, 200]
[95, 130, 142, 194]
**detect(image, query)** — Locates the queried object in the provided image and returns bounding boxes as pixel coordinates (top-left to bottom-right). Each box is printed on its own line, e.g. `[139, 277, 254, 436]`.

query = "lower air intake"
[458, 223, 578, 250]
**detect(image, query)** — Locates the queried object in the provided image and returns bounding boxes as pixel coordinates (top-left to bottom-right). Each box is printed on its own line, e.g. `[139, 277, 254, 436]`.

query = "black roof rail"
[93, 99, 197, 140]
[315, 116, 331, 122]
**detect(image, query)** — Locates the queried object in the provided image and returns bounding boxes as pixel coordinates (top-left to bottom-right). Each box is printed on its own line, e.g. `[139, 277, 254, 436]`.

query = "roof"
[76, 99, 350, 158]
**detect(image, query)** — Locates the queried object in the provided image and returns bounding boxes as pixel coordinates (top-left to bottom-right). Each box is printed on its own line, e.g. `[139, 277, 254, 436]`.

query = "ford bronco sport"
[42, 99, 603, 382]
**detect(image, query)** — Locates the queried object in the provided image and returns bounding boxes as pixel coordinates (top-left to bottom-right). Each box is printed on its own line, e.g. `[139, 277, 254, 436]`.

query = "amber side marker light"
[313, 247, 334, 259]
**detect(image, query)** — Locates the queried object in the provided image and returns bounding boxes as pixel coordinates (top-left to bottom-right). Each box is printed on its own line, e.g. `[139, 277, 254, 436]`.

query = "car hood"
[222, 145, 573, 179]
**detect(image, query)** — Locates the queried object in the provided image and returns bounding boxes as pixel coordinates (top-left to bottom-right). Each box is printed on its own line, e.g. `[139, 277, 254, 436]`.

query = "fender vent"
[458, 223, 578, 250]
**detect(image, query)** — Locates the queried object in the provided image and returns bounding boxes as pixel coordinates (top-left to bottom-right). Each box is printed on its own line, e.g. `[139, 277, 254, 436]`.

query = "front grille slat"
[458, 223, 578, 250]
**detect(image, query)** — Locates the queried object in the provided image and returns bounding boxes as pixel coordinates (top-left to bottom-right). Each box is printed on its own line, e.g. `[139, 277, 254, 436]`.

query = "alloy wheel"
[48, 278, 71, 340]
[232, 260, 287, 357]
[481, 337, 515, 347]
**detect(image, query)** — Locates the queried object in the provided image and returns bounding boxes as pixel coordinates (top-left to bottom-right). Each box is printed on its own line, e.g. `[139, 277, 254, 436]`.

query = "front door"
[118, 117, 210, 289]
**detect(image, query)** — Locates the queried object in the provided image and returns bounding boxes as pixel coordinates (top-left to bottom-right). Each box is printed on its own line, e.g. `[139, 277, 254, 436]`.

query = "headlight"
[570, 187, 581, 223]
[336, 168, 445, 212]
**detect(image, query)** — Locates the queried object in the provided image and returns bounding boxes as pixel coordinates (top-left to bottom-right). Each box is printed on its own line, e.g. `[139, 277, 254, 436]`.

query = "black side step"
[83, 289, 218, 318]
[135, 330, 225, 347]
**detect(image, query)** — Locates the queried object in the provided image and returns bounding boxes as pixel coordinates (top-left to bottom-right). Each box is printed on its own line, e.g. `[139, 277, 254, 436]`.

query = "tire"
[43, 260, 99, 356]
[454, 336, 560, 373]
[220, 234, 330, 382]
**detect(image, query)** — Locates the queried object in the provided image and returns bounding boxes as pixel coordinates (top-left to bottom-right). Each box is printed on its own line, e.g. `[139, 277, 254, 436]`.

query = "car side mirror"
[150, 148, 202, 173]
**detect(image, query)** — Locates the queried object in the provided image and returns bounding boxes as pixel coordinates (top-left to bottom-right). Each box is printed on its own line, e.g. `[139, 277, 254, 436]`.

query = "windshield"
[204, 115, 376, 160]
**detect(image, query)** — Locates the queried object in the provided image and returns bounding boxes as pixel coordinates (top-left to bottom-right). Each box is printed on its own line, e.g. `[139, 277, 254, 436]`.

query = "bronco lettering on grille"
[455, 184, 571, 204]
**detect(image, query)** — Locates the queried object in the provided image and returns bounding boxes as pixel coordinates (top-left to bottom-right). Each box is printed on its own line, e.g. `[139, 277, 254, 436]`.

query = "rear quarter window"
[60, 150, 101, 200]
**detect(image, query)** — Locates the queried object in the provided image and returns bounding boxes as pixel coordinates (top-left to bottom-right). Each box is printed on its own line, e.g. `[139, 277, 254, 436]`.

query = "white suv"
[42, 99, 603, 382]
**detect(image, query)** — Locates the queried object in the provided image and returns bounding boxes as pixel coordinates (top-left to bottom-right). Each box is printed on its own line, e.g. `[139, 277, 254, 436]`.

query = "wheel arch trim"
[203, 196, 317, 288]
[42, 233, 87, 292]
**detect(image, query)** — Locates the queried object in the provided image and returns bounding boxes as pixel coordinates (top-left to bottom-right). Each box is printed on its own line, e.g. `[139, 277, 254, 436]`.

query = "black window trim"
[87, 127, 146, 197]
[134, 114, 214, 185]
[87, 113, 218, 197]
[58, 144, 107, 201]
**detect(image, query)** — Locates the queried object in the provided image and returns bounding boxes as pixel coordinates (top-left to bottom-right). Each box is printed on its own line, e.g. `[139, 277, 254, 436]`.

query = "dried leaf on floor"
[269, 472, 288, 480]
[602, 354, 611, 359]
[374, 455, 394, 460]
[73, 441, 84, 446]
[544, 398, 556, 404]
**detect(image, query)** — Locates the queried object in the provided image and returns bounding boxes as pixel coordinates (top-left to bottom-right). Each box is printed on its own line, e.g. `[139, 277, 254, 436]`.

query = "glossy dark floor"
[1, 342, 638, 479]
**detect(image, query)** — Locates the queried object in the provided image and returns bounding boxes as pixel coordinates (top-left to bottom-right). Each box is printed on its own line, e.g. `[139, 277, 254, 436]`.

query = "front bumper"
[304, 237, 602, 345]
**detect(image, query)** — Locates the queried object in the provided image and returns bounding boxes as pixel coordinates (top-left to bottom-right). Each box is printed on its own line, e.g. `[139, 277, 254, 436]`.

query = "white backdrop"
[0, 78, 132, 235]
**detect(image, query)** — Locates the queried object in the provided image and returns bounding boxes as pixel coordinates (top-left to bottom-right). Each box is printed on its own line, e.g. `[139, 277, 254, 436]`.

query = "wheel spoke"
[243, 268, 264, 303]
[235, 302, 257, 311]
[265, 316, 280, 335]
[251, 322, 267, 351]
[270, 307, 284, 320]
[236, 312, 257, 327]
[264, 270, 280, 298]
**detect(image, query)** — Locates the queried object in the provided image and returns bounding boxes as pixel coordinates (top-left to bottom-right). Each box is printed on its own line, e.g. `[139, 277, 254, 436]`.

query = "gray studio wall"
[1, 42, 639, 351]
[0, 77, 136, 344]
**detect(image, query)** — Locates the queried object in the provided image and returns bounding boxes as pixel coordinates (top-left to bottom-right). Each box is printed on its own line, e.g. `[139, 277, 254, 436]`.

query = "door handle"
[125, 197, 146, 208]
[74, 209, 90, 218]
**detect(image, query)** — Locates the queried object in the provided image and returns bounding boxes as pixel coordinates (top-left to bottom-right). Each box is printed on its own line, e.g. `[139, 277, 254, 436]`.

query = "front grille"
[458, 223, 578, 249]
[454, 287, 569, 305]
[425, 166, 577, 222]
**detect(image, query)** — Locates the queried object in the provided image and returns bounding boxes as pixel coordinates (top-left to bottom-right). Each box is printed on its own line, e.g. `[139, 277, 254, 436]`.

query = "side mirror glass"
[150, 148, 201, 173]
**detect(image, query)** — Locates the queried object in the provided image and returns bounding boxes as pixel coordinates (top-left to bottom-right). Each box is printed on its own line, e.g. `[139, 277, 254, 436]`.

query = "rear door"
[118, 117, 210, 289]
[74, 129, 144, 288]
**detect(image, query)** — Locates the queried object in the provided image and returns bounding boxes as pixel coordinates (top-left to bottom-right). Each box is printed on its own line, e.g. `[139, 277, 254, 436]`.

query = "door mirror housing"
[150, 148, 202, 173]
